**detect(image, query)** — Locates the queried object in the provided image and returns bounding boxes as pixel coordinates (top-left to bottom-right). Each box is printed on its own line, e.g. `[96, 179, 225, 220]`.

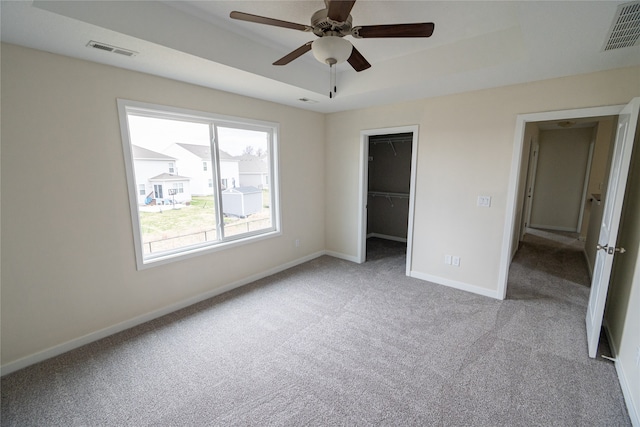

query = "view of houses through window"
[120, 101, 278, 266]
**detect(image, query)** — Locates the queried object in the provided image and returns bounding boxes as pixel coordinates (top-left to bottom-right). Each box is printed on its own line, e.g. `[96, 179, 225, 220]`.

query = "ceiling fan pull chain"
[330, 63, 337, 98]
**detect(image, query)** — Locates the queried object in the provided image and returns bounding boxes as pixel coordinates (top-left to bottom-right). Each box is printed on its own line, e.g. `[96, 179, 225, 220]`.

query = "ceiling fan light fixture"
[311, 36, 352, 65]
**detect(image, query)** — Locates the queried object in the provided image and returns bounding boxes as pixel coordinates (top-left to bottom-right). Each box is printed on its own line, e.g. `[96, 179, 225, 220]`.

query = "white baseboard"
[409, 271, 502, 300]
[604, 322, 639, 427]
[367, 233, 407, 243]
[324, 250, 362, 264]
[0, 251, 326, 377]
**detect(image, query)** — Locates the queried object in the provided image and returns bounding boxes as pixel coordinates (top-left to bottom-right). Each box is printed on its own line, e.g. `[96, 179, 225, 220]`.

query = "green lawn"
[140, 196, 216, 236]
[140, 192, 271, 241]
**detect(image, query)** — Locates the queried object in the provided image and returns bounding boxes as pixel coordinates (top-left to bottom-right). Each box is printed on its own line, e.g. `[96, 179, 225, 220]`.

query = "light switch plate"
[478, 196, 491, 207]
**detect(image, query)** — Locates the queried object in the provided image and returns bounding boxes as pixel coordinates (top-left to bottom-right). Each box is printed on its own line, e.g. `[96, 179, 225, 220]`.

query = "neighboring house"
[148, 173, 191, 205]
[132, 145, 191, 205]
[236, 154, 269, 189]
[163, 143, 239, 195]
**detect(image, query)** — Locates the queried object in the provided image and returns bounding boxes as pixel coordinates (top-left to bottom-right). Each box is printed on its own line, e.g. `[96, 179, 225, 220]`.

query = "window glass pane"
[127, 115, 219, 255]
[217, 126, 272, 238]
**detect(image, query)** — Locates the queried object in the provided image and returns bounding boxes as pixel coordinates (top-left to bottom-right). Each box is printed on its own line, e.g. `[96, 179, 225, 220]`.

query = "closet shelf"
[368, 191, 409, 199]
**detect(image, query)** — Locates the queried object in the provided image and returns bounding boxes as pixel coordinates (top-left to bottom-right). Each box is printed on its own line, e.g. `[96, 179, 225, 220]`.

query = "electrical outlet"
[452, 256, 461, 266]
[445, 255, 452, 265]
[636, 345, 640, 367]
[295, 239, 300, 248]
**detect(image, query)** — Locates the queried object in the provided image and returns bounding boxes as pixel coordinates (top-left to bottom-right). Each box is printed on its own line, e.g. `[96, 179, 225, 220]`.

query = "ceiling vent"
[87, 41, 138, 57]
[603, 1, 640, 51]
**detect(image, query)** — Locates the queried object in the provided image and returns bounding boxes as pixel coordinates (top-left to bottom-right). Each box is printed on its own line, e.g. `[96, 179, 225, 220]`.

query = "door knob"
[597, 244, 626, 254]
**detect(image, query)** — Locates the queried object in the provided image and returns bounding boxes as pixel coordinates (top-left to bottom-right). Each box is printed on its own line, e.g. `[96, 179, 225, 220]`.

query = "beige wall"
[529, 127, 593, 231]
[326, 67, 640, 294]
[0, 44, 326, 366]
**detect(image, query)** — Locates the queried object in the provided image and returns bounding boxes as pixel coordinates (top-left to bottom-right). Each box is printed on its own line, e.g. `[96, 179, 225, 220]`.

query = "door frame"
[358, 125, 419, 275]
[498, 104, 626, 299]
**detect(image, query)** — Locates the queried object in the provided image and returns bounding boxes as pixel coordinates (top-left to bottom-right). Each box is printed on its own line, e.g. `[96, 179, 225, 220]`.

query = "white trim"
[614, 360, 639, 427]
[499, 104, 626, 300]
[367, 233, 408, 243]
[604, 322, 640, 427]
[0, 251, 325, 376]
[409, 271, 502, 300]
[325, 250, 362, 264]
[357, 134, 369, 264]
[528, 224, 579, 233]
[358, 125, 419, 275]
[522, 137, 539, 241]
[406, 129, 419, 276]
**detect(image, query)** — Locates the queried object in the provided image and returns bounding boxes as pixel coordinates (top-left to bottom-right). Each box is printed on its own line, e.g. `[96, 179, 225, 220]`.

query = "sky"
[127, 115, 269, 157]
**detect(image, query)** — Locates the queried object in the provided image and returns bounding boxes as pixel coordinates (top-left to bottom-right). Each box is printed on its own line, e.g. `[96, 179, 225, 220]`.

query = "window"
[118, 99, 280, 269]
[173, 183, 184, 194]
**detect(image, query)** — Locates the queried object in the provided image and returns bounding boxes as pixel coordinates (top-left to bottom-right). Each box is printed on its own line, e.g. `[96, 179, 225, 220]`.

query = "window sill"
[136, 229, 282, 270]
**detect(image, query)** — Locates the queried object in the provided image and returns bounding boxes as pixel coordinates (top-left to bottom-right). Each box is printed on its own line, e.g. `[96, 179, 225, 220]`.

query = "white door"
[586, 98, 640, 358]
[521, 138, 539, 240]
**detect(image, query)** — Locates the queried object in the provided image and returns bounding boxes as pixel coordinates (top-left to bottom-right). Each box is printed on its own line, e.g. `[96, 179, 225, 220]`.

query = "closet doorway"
[358, 125, 419, 274]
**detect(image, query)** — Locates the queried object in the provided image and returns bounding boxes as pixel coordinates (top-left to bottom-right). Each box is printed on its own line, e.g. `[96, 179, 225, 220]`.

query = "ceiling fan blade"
[353, 23, 435, 38]
[230, 11, 311, 32]
[273, 42, 313, 66]
[347, 46, 371, 72]
[327, 0, 356, 22]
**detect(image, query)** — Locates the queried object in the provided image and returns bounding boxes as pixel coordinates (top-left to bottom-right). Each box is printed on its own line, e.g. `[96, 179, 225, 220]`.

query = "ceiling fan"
[230, 0, 435, 97]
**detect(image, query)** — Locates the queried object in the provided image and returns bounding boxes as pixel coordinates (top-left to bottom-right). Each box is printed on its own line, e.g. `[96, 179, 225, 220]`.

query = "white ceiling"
[1, 0, 638, 113]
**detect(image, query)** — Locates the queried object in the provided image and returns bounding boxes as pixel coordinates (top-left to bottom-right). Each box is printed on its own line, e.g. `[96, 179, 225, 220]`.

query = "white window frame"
[117, 99, 281, 270]
[168, 162, 174, 174]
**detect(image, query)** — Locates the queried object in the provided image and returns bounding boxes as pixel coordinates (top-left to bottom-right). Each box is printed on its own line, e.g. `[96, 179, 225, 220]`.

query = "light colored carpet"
[1, 236, 631, 426]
